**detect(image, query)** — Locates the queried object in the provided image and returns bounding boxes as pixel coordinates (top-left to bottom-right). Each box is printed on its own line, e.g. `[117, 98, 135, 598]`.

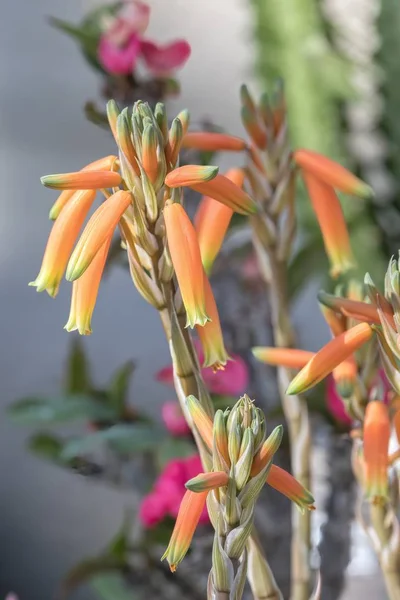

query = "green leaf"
[108, 361, 135, 414]
[91, 573, 134, 600]
[212, 395, 237, 410]
[65, 339, 91, 394]
[107, 512, 132, 562]
[57, 556, 123, 600]
[61, 423, 165, 460]
[142, 517, 175, 548]
[28, 432, 64, 462]
[8, 395, 117, 425]
[156, 437, 195, 469]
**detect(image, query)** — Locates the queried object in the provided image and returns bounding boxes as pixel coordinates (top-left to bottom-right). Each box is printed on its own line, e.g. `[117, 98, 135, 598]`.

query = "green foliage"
[155, 437, 195, 469]
[8, 395, 117, 425]
[91, 574, 135, 600]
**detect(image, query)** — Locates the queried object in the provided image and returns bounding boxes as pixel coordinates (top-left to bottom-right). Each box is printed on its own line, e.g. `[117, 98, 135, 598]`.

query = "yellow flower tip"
[286, 322, 373, 395]
[165, 165, 219, 188]
[66, 190, 132, 282]
[191, 174, 258, 216]
[182, 132, 247, 152]
[266, 464, 315, 513]
[41, 170, 122, 191]
[332, 358, 357, 398]
[164, 203, 210, 328]
[251, 425, 284, 476]
[196, 274, 229, 370]
[162, 490, 208, 571]
[252, 347, 315, 369]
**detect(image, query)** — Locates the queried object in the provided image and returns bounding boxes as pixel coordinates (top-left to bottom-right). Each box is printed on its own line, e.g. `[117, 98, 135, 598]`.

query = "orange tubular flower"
[294, 149, 373, 199]
[394, 409, 400, 444]
[196, 273, 229, 370]
[165, 165, 219, 187]
[318, 291, 381, 326]
[251, 425, 283, 476]
[65, 236, 112, 335]
[266, 464, 315, 513]
[190, 174, 258, 216]
[185, 471, 229, 492]
[49, 156, 118, 220]
[195, 168, 245, 274]
[41, 170, 122, 191]
[252, 347, 315, 369]
[332, 357, 358, 398]
[164, 203, 210, 328]
[186, 395, 213, 450]
[302, 172, 356, 277]
[29, 190, 97, 297]
[286, 323, 373, 395]
[66, 190, 132, 281]
[162, 490, 208, 572]
[363, 401, 390, 503]
[182, 132, 247, 152]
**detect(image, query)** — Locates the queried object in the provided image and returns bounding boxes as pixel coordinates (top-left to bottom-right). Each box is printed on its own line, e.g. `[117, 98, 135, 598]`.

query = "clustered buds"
[162, 394, 315, 594]
[31, 100, 258, 372]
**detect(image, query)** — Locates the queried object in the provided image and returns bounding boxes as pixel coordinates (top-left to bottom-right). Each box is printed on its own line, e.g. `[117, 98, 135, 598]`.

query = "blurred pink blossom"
[140, 40, 191, 76]
[98, 1, 190, 76]
[139, 455, 209, 527]
[156, 341, 249, 396]
[162, 401, 190, 436]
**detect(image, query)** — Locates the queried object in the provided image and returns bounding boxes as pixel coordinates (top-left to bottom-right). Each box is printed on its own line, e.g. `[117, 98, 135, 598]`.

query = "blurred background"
[1, 0, 399, 598]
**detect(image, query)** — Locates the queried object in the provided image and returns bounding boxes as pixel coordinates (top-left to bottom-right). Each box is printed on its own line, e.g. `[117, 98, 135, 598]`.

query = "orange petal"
[190, 174, 257, 215]
[294, 149, 373, 199]
[185, 471, 229, 492]
[41, 170, 122, 190]
[394, 409, 400, 445]
[302, 172, 356, 277]
[66, 190, 132, 281]
[165, 165, 219, 187]
[318, 291, 381, 325]
[251, 425, 283, 476]
[196, 273, 229, 369]
[287, 323, 373, 394]
[252, 347, 315, 369]
[266, 464, 315, 512]
[162, 490, 208, 571]
[186, 395, 213, 450]
[29, 190, 97, 297]
[363, 401, 390, 503]
[164, 203, 209, 328]
[332, 357, 357, 398]
[182, 132, 247, 152]
[195, 169, 244, 273]
[65, 236, 112, 335]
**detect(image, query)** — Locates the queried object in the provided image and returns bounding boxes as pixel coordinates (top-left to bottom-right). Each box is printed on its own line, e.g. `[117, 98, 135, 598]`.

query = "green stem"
[370, 503, 400, 600]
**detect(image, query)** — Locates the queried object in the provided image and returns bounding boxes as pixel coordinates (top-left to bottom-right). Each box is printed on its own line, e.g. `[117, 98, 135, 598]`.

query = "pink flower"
[326, 376, 352, 427]
[140, 40, 191, 77]
[139, 455, 209, 528]
[97, 1, 191, 77]
[156, 341, 249, 397]
[162, 401, 191, 436]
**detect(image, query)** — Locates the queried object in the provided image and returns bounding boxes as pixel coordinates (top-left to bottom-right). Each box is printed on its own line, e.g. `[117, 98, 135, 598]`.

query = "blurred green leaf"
[62, 423, 165, 460]
[28, 432, 64, 462]
[65, 339, 91, 394]
[212, 395, 236, 410]
[288, 238, 329, 301]
[142, 517, 175, 548]
[58, 556, 123, 600]
[8, 395, 117, 425]
[91, 573, 134, 600]
[109, 361, 135, 414]
[107, 512, 132, 562]
[156, 437, 195, 469]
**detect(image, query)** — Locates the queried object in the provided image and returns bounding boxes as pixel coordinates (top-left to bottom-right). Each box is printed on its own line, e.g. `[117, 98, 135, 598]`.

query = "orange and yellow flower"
[164, 203, 210, 328]
[66, 190, 132, 281]
[190, 175, 258, 215]
[196, 274, 229, 370]
[29, 189, 97, 297]
[182, 132, 247, 152]
[301, 172, 356, 277]
[165, 165, 219, 187]
[286, 323, 373, 395]
[266, 464, 315, 513]
[252, 347, 315, 369]
[65, 236, 112, 335]
[195, 168, 245, 274]
[363, 401, 390, 503]
[41, 170, 122, 191]
[162, 489, 208, 571]
[294, 149, 373, 199]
